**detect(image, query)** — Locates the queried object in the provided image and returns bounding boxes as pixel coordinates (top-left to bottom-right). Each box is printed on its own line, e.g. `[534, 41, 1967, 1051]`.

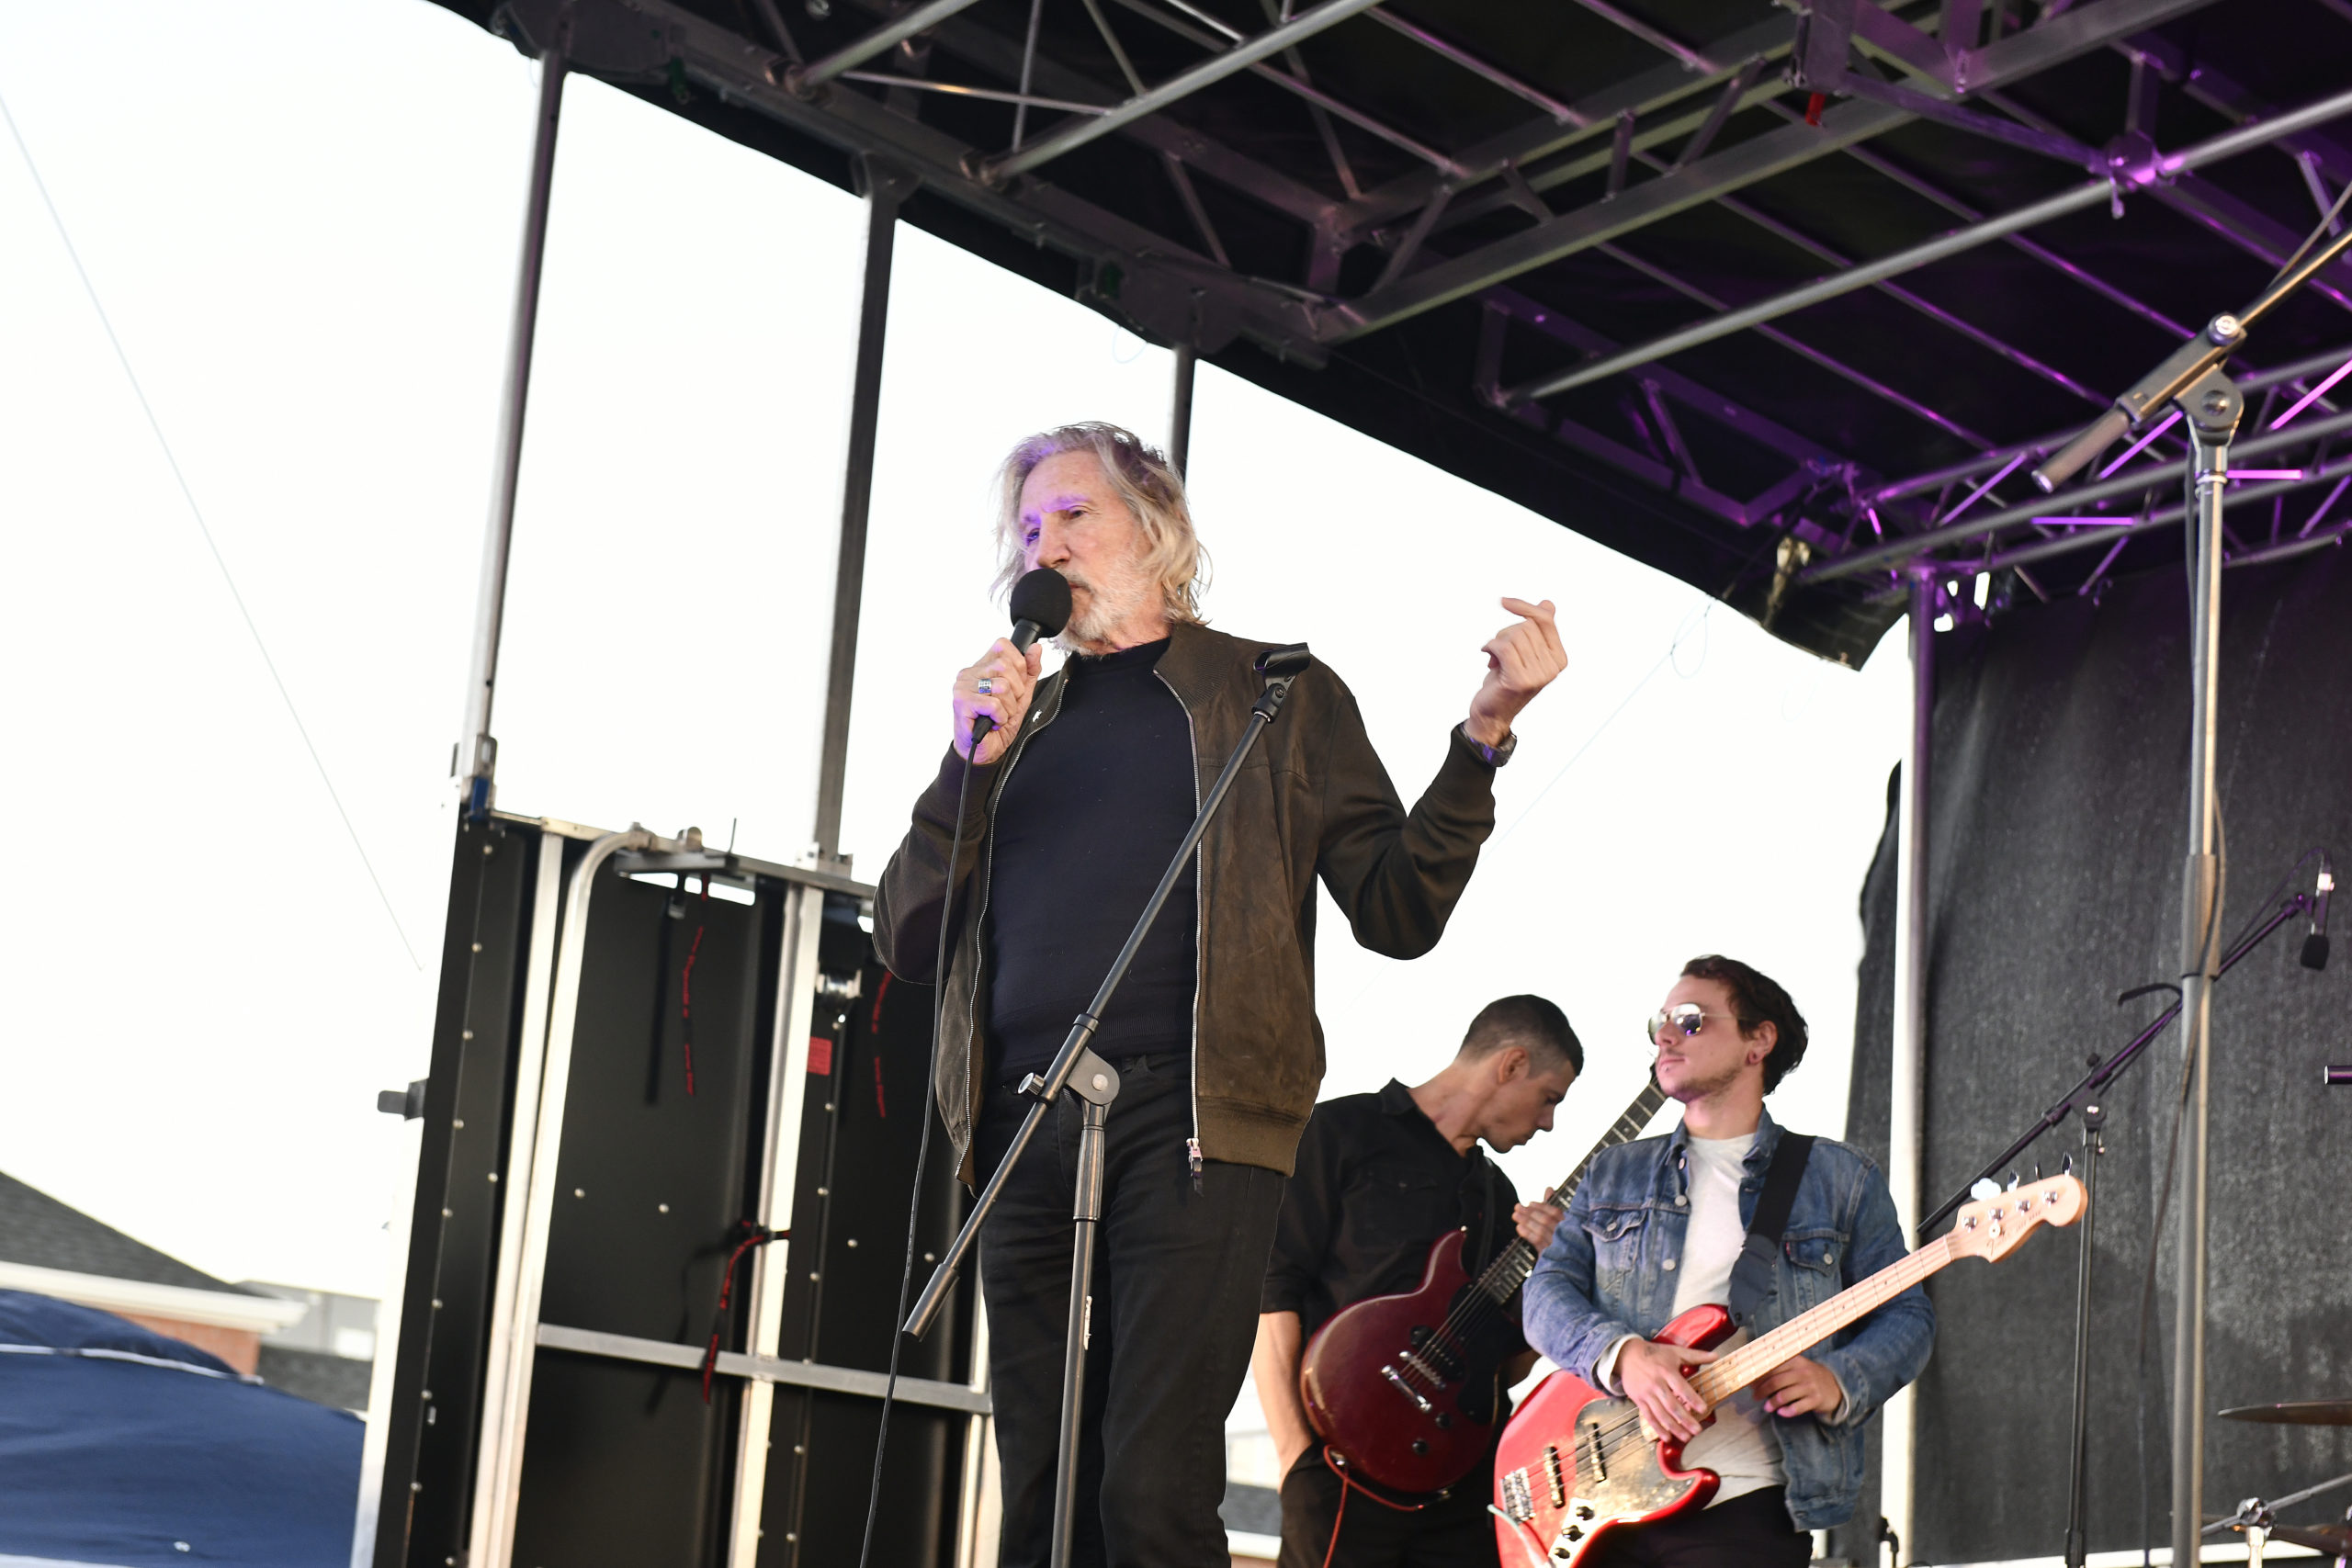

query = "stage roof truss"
[452, 0, 2352, 662]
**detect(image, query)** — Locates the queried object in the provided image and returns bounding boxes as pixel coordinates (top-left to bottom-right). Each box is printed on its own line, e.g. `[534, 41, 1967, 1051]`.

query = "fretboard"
[1688, 1232, 1959, 1408]
[1477, 1078, 1672, 1301]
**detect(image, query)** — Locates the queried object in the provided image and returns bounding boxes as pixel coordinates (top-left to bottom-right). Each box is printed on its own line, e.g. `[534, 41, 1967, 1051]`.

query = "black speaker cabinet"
[367, 815, 983, 1568]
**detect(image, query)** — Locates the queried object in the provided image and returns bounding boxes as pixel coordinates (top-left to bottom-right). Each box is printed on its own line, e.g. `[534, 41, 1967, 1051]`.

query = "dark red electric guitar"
[1296, 1079, 1670, 1496]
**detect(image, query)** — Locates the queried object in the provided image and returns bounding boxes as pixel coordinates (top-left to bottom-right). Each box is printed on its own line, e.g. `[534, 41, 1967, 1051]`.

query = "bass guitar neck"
[1493, 1173, 2085, 1568]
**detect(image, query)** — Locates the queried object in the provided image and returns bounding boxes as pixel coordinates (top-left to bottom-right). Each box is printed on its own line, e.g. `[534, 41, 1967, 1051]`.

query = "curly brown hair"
[1680, 954, 1808, 1093]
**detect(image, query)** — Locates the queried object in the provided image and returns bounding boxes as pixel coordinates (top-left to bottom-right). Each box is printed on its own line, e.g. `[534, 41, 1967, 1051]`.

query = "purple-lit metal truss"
[446, 0, 2352, 661]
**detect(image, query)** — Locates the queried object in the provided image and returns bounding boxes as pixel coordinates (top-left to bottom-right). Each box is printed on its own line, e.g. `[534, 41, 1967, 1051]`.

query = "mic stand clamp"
[904, 643, 1313, 1568]
[2030, 188, 2352, 495]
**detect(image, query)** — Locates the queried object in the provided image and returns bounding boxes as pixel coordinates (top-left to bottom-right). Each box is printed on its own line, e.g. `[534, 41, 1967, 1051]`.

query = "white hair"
[990, 422, 1209, 625]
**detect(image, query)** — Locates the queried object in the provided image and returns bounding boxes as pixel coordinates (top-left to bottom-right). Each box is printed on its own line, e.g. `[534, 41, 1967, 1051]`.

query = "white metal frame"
[467, 828, 569, 1568]
[477, 825, 650, 1568]
[726, 880, 827, 1568]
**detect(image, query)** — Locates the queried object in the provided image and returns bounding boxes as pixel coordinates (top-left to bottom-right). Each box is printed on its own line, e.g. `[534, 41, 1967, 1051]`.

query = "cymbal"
[2220, 1400, 2352, 1426]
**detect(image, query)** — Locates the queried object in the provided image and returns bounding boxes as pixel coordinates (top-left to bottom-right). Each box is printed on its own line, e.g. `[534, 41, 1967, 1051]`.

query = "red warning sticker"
[808, 1035, 833, 1076]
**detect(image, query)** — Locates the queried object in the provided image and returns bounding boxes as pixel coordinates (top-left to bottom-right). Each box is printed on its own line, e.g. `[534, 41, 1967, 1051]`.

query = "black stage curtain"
[1844, 548, 2352, 1564]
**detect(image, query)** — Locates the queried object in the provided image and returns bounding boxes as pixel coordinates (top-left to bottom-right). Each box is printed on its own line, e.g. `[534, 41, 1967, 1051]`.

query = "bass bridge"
[1496, 1444, 1570, 1524]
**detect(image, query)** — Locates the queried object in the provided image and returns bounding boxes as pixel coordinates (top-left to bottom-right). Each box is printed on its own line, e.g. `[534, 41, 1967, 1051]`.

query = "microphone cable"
[854, 743, 977, 1568]
[853, 572, 1061, 1565]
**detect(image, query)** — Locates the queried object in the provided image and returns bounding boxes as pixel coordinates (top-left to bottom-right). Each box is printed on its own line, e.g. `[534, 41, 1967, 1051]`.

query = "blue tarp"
[0, 1292, 361, 1568]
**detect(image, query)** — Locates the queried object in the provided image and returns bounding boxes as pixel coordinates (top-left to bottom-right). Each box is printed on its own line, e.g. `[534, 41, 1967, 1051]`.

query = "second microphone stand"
[905, 642, 1314, 1568]
[1918, 874, 2326, 1568]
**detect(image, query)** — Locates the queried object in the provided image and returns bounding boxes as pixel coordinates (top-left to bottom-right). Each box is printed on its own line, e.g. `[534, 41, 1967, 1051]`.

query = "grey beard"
[1057, 572, 1152, 651]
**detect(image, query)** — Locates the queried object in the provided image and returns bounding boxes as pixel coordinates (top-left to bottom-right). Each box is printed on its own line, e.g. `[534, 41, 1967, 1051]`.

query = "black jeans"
[1276, 1449, 1496, 1568]
[977, 1055, 1286, 1568]
[1576, 1487, 1812, 1568]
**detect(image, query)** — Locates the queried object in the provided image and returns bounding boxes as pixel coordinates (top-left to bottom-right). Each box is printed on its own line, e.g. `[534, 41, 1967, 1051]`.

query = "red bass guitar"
[1491, 1174, 2084, 1567]
[1297, 1079, 1669, 1496]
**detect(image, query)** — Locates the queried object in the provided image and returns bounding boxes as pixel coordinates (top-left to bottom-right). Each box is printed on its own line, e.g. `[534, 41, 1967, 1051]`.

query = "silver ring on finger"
[976, 677, 994, 694]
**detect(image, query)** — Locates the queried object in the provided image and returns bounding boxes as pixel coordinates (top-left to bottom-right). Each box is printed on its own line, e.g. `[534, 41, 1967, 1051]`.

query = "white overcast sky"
[0, 0, 1911, 1304]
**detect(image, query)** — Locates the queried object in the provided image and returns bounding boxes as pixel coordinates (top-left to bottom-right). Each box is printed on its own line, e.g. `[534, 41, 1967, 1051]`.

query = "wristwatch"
[1463, 725, 1516, 768]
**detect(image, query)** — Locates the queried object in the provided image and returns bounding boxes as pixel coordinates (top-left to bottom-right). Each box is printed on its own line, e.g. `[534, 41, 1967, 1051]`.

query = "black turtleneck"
[985, 637, 1199, 1086]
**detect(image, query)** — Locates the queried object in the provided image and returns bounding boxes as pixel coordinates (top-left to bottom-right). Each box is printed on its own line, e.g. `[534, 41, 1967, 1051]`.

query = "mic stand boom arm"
[1919, 882, 2322, 1238]
[2032, 203, 2352, 493]
[903, 644, 1313, 1568]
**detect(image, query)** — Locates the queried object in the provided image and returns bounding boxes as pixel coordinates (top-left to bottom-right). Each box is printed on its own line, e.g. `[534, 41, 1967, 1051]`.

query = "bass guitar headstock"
[1949, 1173, 2083, 1261]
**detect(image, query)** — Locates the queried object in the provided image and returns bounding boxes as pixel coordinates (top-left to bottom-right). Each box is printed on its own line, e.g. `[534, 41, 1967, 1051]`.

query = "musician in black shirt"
[1254, 996, 1584, 1568]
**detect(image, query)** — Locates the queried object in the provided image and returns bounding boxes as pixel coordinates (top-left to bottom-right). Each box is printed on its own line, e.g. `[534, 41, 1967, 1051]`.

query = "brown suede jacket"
[874, 620, 1499, 1183]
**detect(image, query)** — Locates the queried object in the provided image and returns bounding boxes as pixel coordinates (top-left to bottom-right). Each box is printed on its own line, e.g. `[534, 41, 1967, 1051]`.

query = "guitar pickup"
[1380, 1364, 1433, 1413]
[1541, 1445, 1566, 1508]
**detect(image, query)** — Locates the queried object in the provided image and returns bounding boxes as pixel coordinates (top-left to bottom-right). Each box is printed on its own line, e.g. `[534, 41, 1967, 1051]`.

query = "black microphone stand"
[1983, 166, 2351, 1568]
[2062, 1100, 2104, 1568]
[1917, 875, 2325, 1568]
[1919, 880, 2325, 1238]
[905, 643, 1314, 1568]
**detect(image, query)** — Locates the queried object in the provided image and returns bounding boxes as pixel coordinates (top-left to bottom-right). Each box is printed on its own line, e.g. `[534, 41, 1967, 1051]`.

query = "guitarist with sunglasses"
[1254, 995, 1582, 1567]
[1521, 956, 1935, 1567]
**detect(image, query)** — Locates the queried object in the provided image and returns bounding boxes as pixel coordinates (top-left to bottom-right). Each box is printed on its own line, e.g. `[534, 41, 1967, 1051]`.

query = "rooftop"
[0, 1170, 253, 1296]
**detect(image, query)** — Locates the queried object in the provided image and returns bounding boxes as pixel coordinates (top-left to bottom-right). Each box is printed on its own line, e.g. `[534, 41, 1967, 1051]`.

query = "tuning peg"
[1971, 1178, 2001, 1201]
[2005, 1172, 2020, 1192]
[2032, 1163, 2043, 1181]
[2061, 1153, 2076, 1176]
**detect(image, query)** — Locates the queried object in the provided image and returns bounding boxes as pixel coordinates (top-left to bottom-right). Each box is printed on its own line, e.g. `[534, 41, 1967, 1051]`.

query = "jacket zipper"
[1153, 665, 1207, 1193]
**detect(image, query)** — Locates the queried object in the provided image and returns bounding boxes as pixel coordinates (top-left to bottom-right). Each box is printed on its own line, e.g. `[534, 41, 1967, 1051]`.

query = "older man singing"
[875, 422, 1566, 1568]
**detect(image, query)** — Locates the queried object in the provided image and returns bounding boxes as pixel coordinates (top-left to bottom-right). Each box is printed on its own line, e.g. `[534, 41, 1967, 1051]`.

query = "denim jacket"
[1522, 1107, 1934, 1531]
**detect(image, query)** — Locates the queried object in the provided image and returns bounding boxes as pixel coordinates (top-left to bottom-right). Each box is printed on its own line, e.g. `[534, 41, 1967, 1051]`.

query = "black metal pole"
[1170, 344, 1197, 477]
[1051, 1091, 1111, 1568]
[458, 32, 567, 820]
[812, 157, 917, 866]
[2063, 1102, 2105, 1568]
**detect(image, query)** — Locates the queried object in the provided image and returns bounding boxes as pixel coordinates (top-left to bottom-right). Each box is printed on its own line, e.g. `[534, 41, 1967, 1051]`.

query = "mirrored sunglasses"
[1645, 1003, 1736, 1047]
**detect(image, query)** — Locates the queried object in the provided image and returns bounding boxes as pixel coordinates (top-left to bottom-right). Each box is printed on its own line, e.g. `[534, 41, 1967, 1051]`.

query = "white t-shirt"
[1663, 1132, 1784, 1504]
[1596, 1131, 1791, 1506]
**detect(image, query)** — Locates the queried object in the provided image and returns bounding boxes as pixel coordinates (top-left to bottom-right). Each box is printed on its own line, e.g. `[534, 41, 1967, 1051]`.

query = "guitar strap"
[1725, 1132, 1815, 1329]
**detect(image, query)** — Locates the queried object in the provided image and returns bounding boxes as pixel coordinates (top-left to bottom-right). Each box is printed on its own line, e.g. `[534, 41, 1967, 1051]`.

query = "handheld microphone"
[972, 568, 1072, 744]
[2303, 852, 2334, 971]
